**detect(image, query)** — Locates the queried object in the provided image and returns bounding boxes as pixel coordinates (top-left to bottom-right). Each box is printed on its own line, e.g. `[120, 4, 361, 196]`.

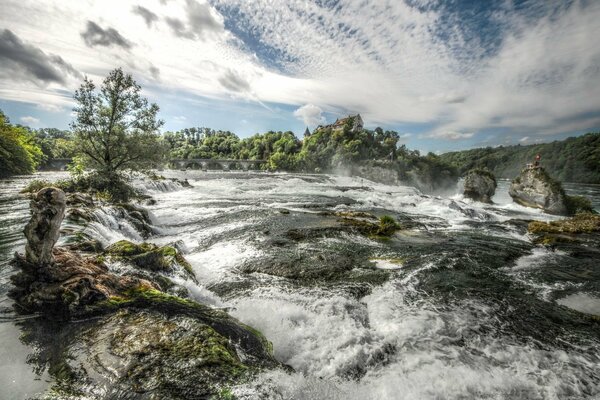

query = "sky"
[1, 0, 599, 153]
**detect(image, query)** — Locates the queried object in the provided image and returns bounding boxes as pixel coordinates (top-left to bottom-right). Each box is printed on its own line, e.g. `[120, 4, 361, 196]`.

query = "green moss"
[213, 387, 237, 400]
[105, 240, 195, 279]
[528, 213, 600, 234]
[338, 214, 401, 238]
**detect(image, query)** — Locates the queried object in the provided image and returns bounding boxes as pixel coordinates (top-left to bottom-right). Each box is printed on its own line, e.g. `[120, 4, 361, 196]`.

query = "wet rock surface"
[509, 167, 568, 214]
[463, 169, 496, 203]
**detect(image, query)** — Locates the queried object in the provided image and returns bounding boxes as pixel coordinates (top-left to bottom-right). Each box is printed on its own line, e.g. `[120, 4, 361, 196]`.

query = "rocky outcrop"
[463, 169, 496, 203]
[354, 163, 401, 186]
[23, 187, 66, 265]
[10, 248, 157, 317]
[11, 186, 283, 398]
[509, 167, 568, 215]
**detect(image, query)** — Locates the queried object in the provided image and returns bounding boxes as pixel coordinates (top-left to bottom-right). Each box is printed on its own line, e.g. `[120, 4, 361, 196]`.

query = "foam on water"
[557, 293, 600, 316]
[229, 275, 599, 399]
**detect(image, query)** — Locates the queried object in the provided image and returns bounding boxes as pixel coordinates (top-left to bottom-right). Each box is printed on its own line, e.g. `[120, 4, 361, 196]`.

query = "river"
[1, 171, 599, 399]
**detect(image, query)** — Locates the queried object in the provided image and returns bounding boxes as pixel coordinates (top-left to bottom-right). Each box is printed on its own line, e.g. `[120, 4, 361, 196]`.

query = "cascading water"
[1, 171, 599, 399]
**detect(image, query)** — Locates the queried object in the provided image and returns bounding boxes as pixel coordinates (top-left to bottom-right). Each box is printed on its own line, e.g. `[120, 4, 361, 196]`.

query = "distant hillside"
[439, 133, 600, 184]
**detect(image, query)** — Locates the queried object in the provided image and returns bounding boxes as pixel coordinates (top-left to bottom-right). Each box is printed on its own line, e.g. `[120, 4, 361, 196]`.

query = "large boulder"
[509, 167, 568, 215]
[463, 169, 496, 203]
[23, 187, 66, 265]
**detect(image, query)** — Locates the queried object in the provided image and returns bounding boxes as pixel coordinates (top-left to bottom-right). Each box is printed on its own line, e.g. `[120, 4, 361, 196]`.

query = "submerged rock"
[26, 289, 281, 399]
[509, 167, 568, 215]
[24, 187, 66, 265]
[463, 169, 496, 203]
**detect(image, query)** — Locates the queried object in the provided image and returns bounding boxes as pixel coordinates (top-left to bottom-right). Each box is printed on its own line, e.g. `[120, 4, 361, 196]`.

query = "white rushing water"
[128, 172, 600, 399]
[3, 171, 598, 399]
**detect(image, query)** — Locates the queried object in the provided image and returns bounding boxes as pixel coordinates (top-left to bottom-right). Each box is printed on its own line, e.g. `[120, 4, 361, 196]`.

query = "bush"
[565, 195, 595, 215]
[20, 172, 140, 203]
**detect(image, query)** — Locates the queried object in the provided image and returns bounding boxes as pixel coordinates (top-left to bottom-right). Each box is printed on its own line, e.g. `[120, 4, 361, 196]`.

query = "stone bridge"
[169, 159, 267, 171]
[43, 158, 73, 170]
[43, 158, 267, 171]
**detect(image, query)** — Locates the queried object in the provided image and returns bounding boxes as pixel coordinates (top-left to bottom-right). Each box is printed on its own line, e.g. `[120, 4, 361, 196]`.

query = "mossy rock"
[528, 213, 600, 234]
[28, 288, 281, 399]
[105, 240, 195, 280]
[339, 214, 401, 238]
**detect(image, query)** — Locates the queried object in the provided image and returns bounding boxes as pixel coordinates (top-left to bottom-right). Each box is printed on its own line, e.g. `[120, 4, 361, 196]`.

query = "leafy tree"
[71, 68, 165, 177]
[0, 110, 43, 177]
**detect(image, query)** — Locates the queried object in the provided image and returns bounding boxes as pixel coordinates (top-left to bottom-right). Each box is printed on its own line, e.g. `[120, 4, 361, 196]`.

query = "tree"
[0, 110, 43, 177]
[71, 68, 165, 177]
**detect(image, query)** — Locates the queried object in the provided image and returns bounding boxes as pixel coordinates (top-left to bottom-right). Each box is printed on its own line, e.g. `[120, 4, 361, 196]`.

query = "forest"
[439, 133, 600, 183]
[2, 108, 457, 190]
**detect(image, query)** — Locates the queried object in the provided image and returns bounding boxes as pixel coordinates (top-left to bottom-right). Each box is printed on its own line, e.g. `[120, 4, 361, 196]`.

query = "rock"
[10, 248, 157, 318]
[463, 169, 496, 203]
[23, 187, 66, 265]
[12, 191, 283, 398]
[509, 167, 568, 215]
[114, 203, 154, 238]
[354, 163, 401, 186]
[19, 287, 282, 399]
[105, 240, 196, 282]
[65, 193, 94, 207]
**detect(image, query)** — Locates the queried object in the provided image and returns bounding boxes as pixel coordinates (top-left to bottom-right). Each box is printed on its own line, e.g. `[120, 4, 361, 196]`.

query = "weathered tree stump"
[23, 187, 66, 265]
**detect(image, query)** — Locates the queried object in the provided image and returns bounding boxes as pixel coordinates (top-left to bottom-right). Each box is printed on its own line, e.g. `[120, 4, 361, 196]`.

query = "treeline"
[439, 133, 600, 184]
[1, 108, 457, 190]
[162, 116, 458, 188]
[0, 110, 75, 178]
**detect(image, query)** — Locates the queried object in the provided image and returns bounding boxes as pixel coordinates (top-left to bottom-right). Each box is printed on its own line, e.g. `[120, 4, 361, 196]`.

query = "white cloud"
[20, 115, 39, 125]
[37, 103, 63, 112]
[0, 0, 599, 141]
[519, 136, 529, 142]
[293, 104, 325, 127]
[425, 131, 475, 140]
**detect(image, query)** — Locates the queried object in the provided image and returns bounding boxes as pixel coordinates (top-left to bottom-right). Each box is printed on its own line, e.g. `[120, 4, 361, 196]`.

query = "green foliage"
[440, 133, 600, 184]
[71, 68, 166, 176]
[0, 109, 43, 177]
[565, 195, 595, 215]
[378, 215, 401, 236]
[467, 168, 497, 185]
[528, 213, 600, 234]
[34, 128, 76, 166]
[20, 172, 140, 203]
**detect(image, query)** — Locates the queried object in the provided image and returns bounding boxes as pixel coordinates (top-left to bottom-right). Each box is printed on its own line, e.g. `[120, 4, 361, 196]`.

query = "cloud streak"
[0, 29, 81, 85]
[132, 5, 158, 27]
[81, 21, 132, 49]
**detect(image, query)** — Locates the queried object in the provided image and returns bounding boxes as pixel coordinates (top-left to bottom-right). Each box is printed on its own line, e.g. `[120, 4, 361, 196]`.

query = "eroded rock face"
[24, 187, 66, 265]
[463, 169, 497, 203]
[10, 248, 157, 318]
[509, 168, 567, 215]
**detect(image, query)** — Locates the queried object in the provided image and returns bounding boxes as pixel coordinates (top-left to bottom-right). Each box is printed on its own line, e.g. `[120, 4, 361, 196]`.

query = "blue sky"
[1, 0, 599, 153]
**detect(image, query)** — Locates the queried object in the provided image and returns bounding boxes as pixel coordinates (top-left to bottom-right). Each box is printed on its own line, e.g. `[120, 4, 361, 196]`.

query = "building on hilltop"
[332, 114, 363, 132]
[313, 114, 364, 134]
[304, 127, 311, 137]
